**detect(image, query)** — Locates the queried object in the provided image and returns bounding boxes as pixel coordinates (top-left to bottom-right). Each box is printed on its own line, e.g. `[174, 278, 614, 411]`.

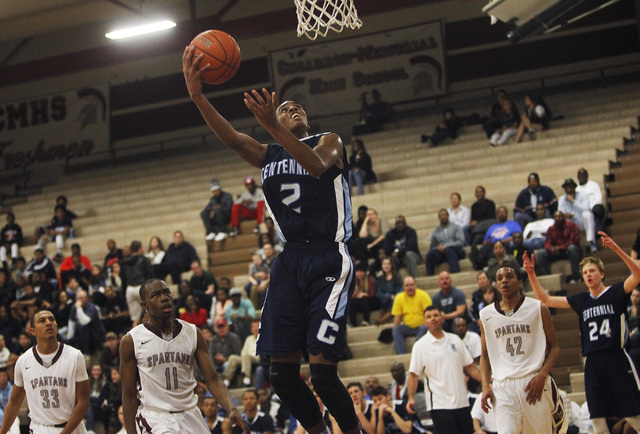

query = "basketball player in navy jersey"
[184, 46, 360, 434]
[525, 232, 640, 433]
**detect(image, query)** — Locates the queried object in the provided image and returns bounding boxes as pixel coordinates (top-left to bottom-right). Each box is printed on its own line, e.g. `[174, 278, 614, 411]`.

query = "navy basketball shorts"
[584, 349, 640, 419]
[256, 241, 354, 362]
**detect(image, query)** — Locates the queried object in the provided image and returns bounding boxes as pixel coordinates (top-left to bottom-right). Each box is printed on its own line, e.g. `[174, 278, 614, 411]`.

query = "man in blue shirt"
[470, 206, 522, 270]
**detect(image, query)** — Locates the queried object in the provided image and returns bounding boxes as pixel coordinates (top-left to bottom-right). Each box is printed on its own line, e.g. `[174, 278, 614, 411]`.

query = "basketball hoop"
[294, 0, 362, 40]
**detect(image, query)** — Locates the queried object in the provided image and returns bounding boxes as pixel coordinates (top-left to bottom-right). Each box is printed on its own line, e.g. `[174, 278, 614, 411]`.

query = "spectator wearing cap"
[229, 176, 265, 237]
[224, 287, 256, 341]
[201, 178, 234, 242]
[559, 177, 597, 253]
[99, 331, 120, 373]
[209, 317, 242, 379]
[222, 318, 261, 387]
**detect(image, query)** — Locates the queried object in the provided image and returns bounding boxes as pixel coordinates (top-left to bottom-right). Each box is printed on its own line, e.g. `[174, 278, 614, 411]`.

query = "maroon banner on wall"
[0, 85, 110, 171]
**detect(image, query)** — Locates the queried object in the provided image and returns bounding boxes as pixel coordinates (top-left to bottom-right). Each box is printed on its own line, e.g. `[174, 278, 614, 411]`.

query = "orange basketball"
[190, 30, 241, 85]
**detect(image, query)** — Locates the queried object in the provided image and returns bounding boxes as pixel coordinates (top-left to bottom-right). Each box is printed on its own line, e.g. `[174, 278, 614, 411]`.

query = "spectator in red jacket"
[534, 211, 582, 283]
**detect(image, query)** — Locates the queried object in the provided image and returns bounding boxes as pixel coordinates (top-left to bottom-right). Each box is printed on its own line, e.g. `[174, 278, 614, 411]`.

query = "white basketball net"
[295, 0, 363, 40]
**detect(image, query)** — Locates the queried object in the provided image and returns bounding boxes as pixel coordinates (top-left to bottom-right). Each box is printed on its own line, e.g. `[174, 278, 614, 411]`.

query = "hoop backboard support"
[295, 0, 363, 40]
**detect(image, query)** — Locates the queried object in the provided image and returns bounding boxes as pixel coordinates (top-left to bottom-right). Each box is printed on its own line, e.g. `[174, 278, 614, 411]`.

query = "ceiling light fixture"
[105, 20, 176, 39]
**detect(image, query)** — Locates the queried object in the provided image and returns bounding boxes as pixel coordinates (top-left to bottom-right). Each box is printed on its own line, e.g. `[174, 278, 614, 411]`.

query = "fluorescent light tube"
[106, 20, 176, 39]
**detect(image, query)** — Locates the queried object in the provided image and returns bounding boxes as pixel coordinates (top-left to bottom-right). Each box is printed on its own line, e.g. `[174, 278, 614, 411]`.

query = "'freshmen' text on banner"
[0, 85, 110, 171]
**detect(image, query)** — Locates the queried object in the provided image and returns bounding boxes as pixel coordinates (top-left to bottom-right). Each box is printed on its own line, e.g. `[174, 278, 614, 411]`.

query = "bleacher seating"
[6, 79, 640, 405]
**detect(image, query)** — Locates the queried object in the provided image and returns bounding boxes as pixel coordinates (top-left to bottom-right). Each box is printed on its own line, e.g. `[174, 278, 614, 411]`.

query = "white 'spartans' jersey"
[129, 319, 198, 411]
[13, 343, 88, 426]
[480, 297, 547, 380]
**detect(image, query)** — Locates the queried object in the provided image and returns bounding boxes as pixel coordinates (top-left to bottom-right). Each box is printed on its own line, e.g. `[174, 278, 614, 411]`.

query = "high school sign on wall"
[270, 21, 446, 118]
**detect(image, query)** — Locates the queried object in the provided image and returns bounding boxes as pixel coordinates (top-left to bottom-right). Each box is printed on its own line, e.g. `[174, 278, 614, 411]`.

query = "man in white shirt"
[453, 317, 482, 393]
[453, 317, 481, 364]
[558, 178, 597, 253]
[406, 306, 481, 433]
[522, 204, 554, 250]
[576, 168, 606, 233]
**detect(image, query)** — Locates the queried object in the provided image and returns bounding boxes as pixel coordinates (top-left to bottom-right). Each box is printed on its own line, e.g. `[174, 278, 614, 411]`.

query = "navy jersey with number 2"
[256, 132, 355, 361]
[260, 133, 353, 243]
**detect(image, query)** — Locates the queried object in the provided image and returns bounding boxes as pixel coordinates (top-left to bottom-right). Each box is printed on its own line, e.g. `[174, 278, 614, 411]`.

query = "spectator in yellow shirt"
[391, 276, 433, 354]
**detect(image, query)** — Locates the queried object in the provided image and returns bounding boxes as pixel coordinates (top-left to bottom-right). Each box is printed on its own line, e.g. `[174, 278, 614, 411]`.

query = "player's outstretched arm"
[119, 334, 139, 434]
[195, 328, 249, 434]
[61, 380, 90, 434]
[599, 231, 640, 293]
[244, 89, 343, 177]
[0, 385, 25, 434]
[479, 321, 494, 414]
[523, 252, 570, 309]
[183, 46, 266, 169]
[524, 304, 559, 405]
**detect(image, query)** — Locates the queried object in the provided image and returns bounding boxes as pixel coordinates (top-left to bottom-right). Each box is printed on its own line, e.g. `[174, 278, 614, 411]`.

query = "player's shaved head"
[139, 278, 165, 301]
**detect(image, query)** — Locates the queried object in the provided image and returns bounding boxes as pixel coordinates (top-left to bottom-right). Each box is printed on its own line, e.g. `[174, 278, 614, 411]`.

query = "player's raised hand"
[524, 373, 546, 405]
[228, 408, 250, 434]
[522, 251, 535, 274]
[183, 45, 208, 98]
[598, 231, 618, 251]
[480, 387, 494, 414]
[244, 88, 279, 131]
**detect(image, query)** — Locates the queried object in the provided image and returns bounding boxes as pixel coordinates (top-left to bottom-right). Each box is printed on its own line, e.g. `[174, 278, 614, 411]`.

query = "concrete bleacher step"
[617, 152, 640, 166]
[415, 272, 563, 294]
[567, 391, 586, 406]
[609, 208, 640, 226]
[346, 323, 394, 343]
[611, 165, 640, 181]
[607, 177, 640, 197]
[211, 263, 253, 279]
[605, 221, 638, 238]
[297, 353, 412, 381]
[552, 311, 580, 330]
[570, 372, 585, 394]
